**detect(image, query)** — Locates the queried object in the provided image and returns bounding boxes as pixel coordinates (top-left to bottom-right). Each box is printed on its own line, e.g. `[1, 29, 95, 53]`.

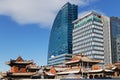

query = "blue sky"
[0, 0, 120, 71]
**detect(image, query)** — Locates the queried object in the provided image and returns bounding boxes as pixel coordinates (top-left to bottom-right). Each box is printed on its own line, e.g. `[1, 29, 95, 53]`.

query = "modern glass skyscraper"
[103, 17, 120, 64]
[48, 2, 78, 66]
[110, 17, 120, 63]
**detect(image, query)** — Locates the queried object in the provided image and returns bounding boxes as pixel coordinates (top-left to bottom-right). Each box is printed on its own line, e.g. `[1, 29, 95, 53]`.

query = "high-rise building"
[116, 36, 120, 62]
[102, 16, 111, 64]
[72, 11, 105, 65]
[103, 17, 120, 64]
[48, 2, 78, 66]
[72, 11, 120, 65]
[110, 17, 120, 63]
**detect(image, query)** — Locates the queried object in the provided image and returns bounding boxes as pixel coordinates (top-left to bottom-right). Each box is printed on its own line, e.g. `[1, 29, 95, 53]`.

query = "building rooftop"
[73, 11, 102, 23]
[7, 72, 37, 76]
[88, 69, 113, 73]
[57, 68, 80, 75]
[6, 56, 33, 65]
[64, 54, 100, 64]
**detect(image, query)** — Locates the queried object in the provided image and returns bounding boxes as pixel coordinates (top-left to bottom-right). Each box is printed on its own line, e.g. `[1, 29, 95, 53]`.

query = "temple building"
[2, 55, 120, 79]
[4, 56, 40, 79]
[46, 54, 100, 79]
[56, 54, 100, 79]
[45, 54, 120, 79]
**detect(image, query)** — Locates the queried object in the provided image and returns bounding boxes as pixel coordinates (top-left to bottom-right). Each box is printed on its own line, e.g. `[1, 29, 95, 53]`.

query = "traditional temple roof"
[53, 66, 69, 72]
[104, 63, 120, 70]
[64, 73, 83, 79]
[64, 54, 100, 64]
[6, 60, 33, 65]
[28, 66, 40, 70]
[16, 56, 24, 62]
[27, 64, 40, 70]
[114, 62, 120, 65]
[7, 72, 37, 76]
[6, 56, 33, 65]
[114, 62, 120, 69]
[56, 68, 80, 75]
[111, 66, 117, 70]
[88, 69, 113, 73]
[44, 72, 55, 76]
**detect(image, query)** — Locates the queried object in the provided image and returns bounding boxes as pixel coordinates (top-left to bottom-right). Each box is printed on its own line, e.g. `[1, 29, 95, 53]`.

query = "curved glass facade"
[48, 2, 77, 65]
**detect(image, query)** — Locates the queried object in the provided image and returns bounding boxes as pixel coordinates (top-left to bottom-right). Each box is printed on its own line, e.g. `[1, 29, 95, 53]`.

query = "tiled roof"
[45, 72, 55, 76]
[6, 56, 34, 65]
[6, 61, 33, 65]
[65, 54, 100, 64]
[27, 64, 40, 70]
[16, 56, 24, 62]
[56, 68, 80, 75]
[88, 69, 113, 73]
[8, 72, 37, 76]
[28, 66, 40, 69]
[55, 67, 69, 71]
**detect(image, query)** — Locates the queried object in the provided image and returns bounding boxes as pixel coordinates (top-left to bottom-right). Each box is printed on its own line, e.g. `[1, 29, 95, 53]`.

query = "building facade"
[4, 56, 40, 79]
[72, 12, 120, 65]
[116, 36, 120, 62]
[103, 17, 120, 64]
[110, 17, 120, 63]
[48, 2, 78, 66]
[72, 11, 104, 64]
[45, 54, 120, 79]
[102, 16, 112, 64]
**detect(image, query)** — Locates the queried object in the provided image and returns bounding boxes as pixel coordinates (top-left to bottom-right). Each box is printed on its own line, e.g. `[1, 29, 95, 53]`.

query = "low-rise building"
[4, 56, 40, 79]
[46, 54, 120, 79]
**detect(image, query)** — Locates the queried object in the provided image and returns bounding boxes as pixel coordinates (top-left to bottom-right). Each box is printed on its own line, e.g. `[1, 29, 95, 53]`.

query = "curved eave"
[65, 60, 100, 65]
[6, 61, 33, 65]
[57, 69, 80, 75]
[7, 72, 36, 76]
[65, 60, 80, 64]
[88, 69, 113, 73]
[28, 67, 40, 70]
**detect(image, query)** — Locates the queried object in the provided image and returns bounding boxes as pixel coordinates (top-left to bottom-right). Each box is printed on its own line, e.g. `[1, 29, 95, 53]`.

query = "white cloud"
[0, 0, 98, 28]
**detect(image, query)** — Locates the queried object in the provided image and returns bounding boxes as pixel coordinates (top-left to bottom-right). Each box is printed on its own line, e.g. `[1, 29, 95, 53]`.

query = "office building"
[103, 17, 120, 64]
[72, 11, 120, 65]
[72, 11, 105, 64]
[48, 2, 78, 66]
[110, 17, 120, 63]
[102, 16, 111, 64]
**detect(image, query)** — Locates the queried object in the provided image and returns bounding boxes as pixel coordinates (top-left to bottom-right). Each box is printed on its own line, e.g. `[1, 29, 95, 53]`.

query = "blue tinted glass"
[48, 3, 77, 61]
[111, 17, 120, 63]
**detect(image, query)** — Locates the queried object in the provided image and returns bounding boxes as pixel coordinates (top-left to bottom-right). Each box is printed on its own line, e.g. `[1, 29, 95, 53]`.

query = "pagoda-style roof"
[88, 69, 113, 73]
[52, 66, 69, 72]
[57, 67, 81, 75]
[64, 54, 100, 64]
[28, 66, 40, 70]
[27, 64, 40, 70]
[48, 66, 90, 75]
[7, 72, 37, 76]
[6, 60, 33, 65]
[113, 62, 120, 69]
[44, 72, 55, 76]
[6, 56, 33, 65]
[16, 56, 24, 61]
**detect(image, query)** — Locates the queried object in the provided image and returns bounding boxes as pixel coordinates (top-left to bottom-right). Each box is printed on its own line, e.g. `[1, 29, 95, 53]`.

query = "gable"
[16, 56, 24, 62]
